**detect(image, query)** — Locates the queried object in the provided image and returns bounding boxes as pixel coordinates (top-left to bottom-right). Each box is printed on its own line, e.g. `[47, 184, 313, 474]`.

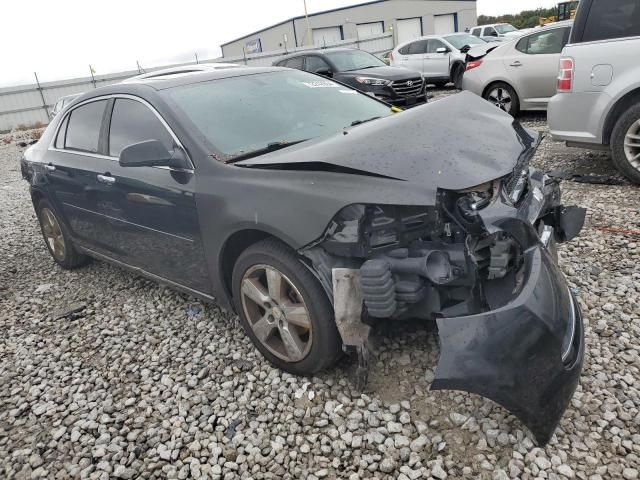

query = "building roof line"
[221, 0, 393, 48]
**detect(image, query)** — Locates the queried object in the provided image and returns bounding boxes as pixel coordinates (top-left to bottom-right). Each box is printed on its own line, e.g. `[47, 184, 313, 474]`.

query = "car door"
[424, 39, 451, 78]
[397, 40, 428, 73]
[46, 99, 114, 253]
[503, 27, 571, 107]
[97, 97, 210, 292]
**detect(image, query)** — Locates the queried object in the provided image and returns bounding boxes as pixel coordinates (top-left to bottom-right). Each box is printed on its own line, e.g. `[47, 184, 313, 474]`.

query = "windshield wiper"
[226, 139, 309, 163]
[350, 116, 381, 127]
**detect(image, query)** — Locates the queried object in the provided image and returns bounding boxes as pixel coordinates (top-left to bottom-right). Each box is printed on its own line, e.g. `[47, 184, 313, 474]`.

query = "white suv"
[548, 0, 640, 183]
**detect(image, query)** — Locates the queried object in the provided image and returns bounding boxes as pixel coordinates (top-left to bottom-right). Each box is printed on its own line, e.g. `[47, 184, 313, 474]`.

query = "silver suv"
[548, 0, 640, 183]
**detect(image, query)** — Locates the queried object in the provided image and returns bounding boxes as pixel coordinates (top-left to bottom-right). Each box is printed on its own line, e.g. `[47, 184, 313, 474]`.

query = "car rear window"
[580, 0, 640, 42]
[64, 100, 107, 153]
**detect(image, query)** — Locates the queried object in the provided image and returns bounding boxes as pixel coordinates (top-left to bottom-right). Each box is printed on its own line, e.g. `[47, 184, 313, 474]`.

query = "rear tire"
[483, 82, 520, 117]
[451, 63, 465, 90]
[232, 238, 342, 375]
[36, 198, 88, 269]
[611, 103, 640, 184]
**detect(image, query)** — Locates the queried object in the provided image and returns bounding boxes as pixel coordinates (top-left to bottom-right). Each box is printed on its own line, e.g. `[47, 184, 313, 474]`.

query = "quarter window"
[471, 27, 481, 37]
[108, 99, 174, 158]
[54, 114, 69, 149]
[64, 100, 108, 153]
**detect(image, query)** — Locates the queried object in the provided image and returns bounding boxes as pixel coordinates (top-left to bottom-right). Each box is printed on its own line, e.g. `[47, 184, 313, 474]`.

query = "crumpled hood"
[236, 91, 539, 191]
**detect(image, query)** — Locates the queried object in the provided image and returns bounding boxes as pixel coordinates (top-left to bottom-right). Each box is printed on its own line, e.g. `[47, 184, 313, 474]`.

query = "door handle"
[44, 164, 56, 172]
[510, 61, 523, 67]
[97, 174, 116, 185]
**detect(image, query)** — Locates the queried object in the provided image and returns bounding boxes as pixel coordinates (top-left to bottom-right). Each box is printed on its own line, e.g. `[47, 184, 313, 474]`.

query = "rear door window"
[471, 27, 481, 37]
[304, 56, 331, 73]
[64, 100, 108, 153]
[284, 57, 304, 70]
[108, 99, 173, 157]
[516, 27, 570, 54]
[582, 0, 640, 42]
[408, 40, 428, 54]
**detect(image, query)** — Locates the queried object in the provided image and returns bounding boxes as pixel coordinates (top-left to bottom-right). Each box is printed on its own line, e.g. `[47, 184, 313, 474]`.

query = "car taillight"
[465, 60, 483, 71]
[557, 57, 574, 93]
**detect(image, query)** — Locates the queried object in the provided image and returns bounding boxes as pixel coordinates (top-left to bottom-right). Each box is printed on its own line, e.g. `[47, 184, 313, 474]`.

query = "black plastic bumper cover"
[432, 246, 584, 445]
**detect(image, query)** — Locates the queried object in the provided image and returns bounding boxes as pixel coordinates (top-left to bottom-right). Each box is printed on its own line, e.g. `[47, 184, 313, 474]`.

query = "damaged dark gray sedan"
[21, 67, 585, 445]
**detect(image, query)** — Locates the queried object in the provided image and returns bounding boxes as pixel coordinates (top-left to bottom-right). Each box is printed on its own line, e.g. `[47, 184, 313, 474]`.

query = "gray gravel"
[1, 90, 639, 479]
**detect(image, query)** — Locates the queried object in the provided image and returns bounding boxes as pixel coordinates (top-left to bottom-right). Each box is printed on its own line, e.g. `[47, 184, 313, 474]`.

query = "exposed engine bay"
[300, 157, 586, 446]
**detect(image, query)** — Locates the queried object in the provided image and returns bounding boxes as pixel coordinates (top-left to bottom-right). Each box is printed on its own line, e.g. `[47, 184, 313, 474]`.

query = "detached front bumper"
[433, 244, 584, 445]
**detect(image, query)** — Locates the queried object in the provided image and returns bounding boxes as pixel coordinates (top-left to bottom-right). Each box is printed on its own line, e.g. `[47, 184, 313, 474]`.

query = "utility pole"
[33, 72, 49, 119]
[303, 0, 312, 46]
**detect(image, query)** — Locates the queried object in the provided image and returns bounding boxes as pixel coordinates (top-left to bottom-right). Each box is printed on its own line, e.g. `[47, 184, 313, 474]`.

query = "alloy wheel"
[487, 87, 512, 113]
[240, 264, 312, 362]
[41, 208, 66, 261]
[624, 120, 640, 171]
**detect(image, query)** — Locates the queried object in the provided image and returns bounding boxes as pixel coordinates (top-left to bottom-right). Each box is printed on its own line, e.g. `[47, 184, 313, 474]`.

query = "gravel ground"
[1, 89, 639, 480]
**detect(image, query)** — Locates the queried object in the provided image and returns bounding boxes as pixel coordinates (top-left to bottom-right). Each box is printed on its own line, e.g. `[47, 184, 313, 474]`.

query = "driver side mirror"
[119, 139, 190, 170]
[315, 68, 333, 77]
[436, 47, 450, 54]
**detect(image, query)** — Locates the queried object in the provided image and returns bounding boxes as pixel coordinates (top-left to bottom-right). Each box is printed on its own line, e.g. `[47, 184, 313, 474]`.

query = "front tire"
[232, 238, 342, 375]
[36, 198, 87, 269]
[483, 82, 520, 117]
[611, 103, 640, 184]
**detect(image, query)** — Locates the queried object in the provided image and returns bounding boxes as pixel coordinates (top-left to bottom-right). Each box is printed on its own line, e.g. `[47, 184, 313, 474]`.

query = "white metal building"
[220, 0, 478, 58]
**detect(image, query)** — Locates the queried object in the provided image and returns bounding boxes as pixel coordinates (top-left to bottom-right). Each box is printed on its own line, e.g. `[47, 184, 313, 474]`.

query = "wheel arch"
[30, 187, 46, 208]
[482, 79, 517, 99]
[603, 87, 640, 146]
[218, 229, 290, 309]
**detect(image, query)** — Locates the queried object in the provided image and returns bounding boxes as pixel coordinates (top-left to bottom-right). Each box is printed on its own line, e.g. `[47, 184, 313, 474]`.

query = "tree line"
[478, 7, 559, 29]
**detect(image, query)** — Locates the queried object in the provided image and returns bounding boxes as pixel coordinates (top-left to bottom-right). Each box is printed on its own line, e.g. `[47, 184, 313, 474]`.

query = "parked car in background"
[390, 33, 487, 88]
[21, 66, 585, 446]
[549, 0, 640, 184]
[274, 48, 426, 107]
[463, 21, 573, 116]
[49, 94, 81, 120]
[470, 23, 527, 42]
[380, 50, 393, 66]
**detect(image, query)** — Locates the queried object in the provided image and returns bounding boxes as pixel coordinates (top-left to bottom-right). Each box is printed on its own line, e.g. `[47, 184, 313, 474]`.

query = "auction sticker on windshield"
[302, 81, 340, 88]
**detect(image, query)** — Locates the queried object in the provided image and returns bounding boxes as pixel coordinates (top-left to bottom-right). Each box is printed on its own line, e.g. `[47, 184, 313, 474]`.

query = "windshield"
[323, 50, 386, 72]
[443, 34, 486, 50]
[164, 70, 393, 158]
[495, 24, 518, 34]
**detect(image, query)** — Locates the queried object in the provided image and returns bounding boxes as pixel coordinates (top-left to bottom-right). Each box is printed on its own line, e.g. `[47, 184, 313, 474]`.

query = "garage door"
[357, 21, 384, 39]
[313, 27, 343, 47]
[397, 18, 422, 45]
[434, 14, 456, 34]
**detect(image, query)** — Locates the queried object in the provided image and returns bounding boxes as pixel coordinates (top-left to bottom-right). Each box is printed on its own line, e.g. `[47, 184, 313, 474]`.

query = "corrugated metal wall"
[0, 33, 394, 132]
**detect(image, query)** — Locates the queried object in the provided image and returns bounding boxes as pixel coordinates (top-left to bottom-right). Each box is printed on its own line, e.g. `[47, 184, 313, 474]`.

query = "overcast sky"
[0, 0, 558, 87]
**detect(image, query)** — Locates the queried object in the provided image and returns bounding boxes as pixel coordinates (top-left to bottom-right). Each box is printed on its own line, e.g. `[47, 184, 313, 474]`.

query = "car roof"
[277, 47, 359, 60]
[73, 67, 289, 101]
[123, 63, 243, 83]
